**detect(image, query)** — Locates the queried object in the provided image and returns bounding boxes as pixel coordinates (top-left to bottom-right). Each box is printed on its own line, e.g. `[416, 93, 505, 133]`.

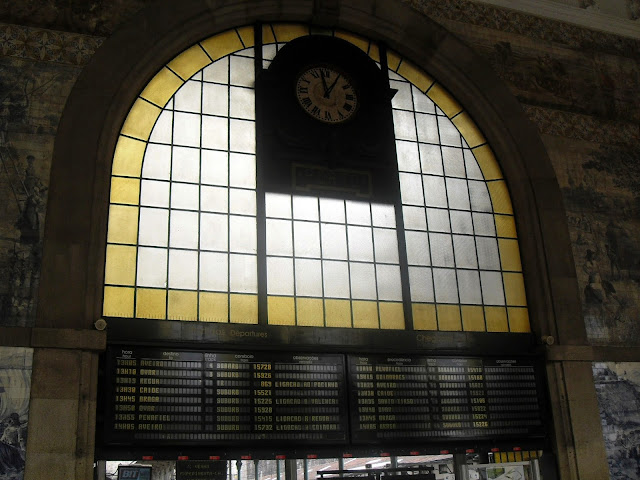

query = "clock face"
[295, 65, 358, 123]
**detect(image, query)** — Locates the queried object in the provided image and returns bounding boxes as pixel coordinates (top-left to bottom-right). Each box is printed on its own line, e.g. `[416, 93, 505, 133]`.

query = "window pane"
[350, 263, 376, 300]
[199, 251, 228, 291]
[294, 221, 321, 257]
[201, 150, 228, 186]
[149, 109, 173, 144]
[377, 264, 402, 301]
[373, 228, 399, 263]
[442, 146, 465, 177]
[371, 204, 396, 228]
[409, 266, 434, 302]
[172, 146, 200, 183]
[320, 197, 345, 223]
[171, 182, 199, 210]
[202, 82, 229, 116]
[446, 178, 470, 210]
[293, 196, 319, 221]
[230, 254, 257, 293]
[457, 269, 482, 304]
[426, 208, 450, 232]
[230, 118, 255, 153]
[453, 234, 478, 268]
[413, 85, 436, 113]
[476, 237, 500, 270]
[422, 175, 447, 208]
[416, 113, 439, 144]
[266, 193, 292, 218]
[143, 144, 171, 180]
[469, 180, 493, 212]
[267, 257, 294, 295]
[202, 115, 228, 150]
[399, 173, 424, 206]
[405, 231, 430, 266]
[230, 215, 256, 253]
[295, 259, 323, 297]
[230, 55, 255, 87]
[433, 268, 458, 303]
[450, 210, 473, 234]
[139, 208, 168, 246]
[266, 219, 293, 256]
[390, 79, 413, 110]
[229, 153, 256, 188]
[229, 188, 256, 215]
[403, 206, 427, 231]
[200, 213, 227, 251]
[169, 249, 198, 289]
[230, 86, 255, 120]
[480, 270, 505, 305]
[323, 261, 350, 298]
[140, 179, 170, 207]
[396, 140, 420, 172]
[346, 201, 371, 226]
[419, 143, 443, 175]
[203, 56, 228, 83]
[321, 223, 348, 260]
[392, 109, 417, 141]
[347, 226, 374, 262]
[473, 212, 496, 236]
[174, 80, 201, 113]
[174, 111, 201, 147]
[201, 185, 228, 213]
[169, 210, 199, 248]
[464, 149, 484, 179]
[137, 247, 167, 287]
[437, 115, 461, 147]
[429, 233, 454, 267]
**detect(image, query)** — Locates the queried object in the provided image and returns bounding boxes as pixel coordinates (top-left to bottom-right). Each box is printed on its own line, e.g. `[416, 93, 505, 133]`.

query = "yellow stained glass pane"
[427, 84, 462, 118]
[437, 304, 461, 331]
[397, 61, 434, 92]
[367, 43, 381, 63]
[112, 135, 146, 177]
[386, 50, 401, 71]
[140, 67, 184, 107]
[508, 307, 531, 333]
[379, 302, 405, 330]
[515, 452, 523, 462]
[495, 214, 517, 238]
[104, 245, 136, 286]
[507, 452, 515, 463]
[485, 306, 508, 332]
[499, 238, 522, 271]
[488, 180, 513, 214]
[110, 177, 140, 205]
[273, 24, 309, 43]
[452, 112, 486, 148]
[136, 288, 166, 319]
[352, 301, 379, 329]
[200, 292, 228, 322]
[168, 290, 198, 321]
[504, 272, 527, 306]
[335, 30, 369, 53]
[296, 298, 324, 327]
[413, 303, 437, 330]
[107, 205, 138, 244]
[168, 44, 212, 80]
[103, 286, 134, 317]
[325, 299, 352, 328]
[473, 145, 502, 180]
[230, 294, 258, 324]
[268, 296, 295, 325]
[236, 25, 255, 48]
[261, 24, 276, 45]
[461, 305, 485, 332]
[120, 99, 161, 141]
[201, 30, 244, 61]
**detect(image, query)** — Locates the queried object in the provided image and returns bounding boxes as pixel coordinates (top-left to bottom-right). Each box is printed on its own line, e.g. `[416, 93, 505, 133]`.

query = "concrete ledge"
[0, 327, 106, 351]
[546, 344, 640, 362]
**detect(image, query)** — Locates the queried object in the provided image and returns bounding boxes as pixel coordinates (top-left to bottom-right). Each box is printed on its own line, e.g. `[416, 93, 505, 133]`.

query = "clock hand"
[325, 74, 341, 97]
[320, 70, 330, 97]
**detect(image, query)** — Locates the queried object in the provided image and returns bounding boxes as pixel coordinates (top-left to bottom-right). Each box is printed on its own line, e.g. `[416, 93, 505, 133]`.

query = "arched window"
[103, 24, 529, 333]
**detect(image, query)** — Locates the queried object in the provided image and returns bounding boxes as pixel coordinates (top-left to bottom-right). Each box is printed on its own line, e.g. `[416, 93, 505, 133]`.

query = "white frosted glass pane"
[294, 221, 321, 257]
[169, 210, 198, 249]
[266, 193, 292, 218]
[230, 86, 255, 120]
[203, 56, 228, 83]
[347, 226, 374, 262]
[229, 153, 256, 189]
[446, 178, 470, 210]
[139, 208, 168, 247]
[469, 181, 493, 212]
[395, 140, 420, 173]
[450, 210, 474, 234]
[412, 86, 436, 114]
[192, 71, 202, 81]
[442, 147, 465, 178]
[230, 254, 257, 293]
[262, 44, 277, 62]
[408, 266, 434, 302]
[388, 69, 403, 81]
[419, 143, 443, 175]
[403, 206, 427, 231]
[399, 173, 424, 206]
[200, 213, 228, 251]
[293, 196, 319, 221]
[377, 264, 402, 301]
[392, 110, 417, 141]
[266, 219, 293, 256]
[168, 249, 198, 289]
[453, 235, 478, 268]
[422, 175, 447, 208]
[346, 201, 371, 226]
[323, 261, 350, 299]
[171, 183, 199, 210]
[173, 111, 201, 147]
[429, 233, 455, 267]
[390, 80, 413, 110]
[229, 189, 256, 215]
[230, 119, 255, 153]
[480, 271, 505, 305]
[436, 106, 445, 116]
[140, 180, 169, 207]
[201, 185, 228, 213]
[473, 212, 496, 236]
[476, 237, 500, 270]
[405, 231, 430, 266]
[201, 150, 228, 186]
[202, 116, 228, 150]
[137, 247, 167, 287]
[437, 116, 461, 147]
[321, 224, 348, 260]
[457, 270, 482, 304]
[426, 208, 450, 232]
[462, 137, 469, 149]
[319, 198, 345, 223]
[267, 257, 293, 295]
[416, 113, 439, 144]
[464, 149, 484, 180]
[230, 55, 255, 87]
[202, 83, 228, 116]
[174, 80, 201, 113]
[230, 215, 256, 253]
[295, 259, 323, 297]
[371, 204, 396, 228]
[200, 251, 228, 291]
[149, 110, 173, 144]
[433, 268, 458, 303]
[350, 263, 376, 300]
[373, 228, 399, 264]
[171, 146, 200, 183]
[142, 144, 171, 180]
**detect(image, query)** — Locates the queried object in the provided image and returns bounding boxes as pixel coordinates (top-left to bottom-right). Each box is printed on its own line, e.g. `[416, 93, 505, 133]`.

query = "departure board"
[106, 347, 348, 445]
[348, 355, 545, 443]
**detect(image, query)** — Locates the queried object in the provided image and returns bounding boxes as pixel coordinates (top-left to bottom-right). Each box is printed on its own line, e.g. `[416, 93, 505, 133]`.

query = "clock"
[295, 65, 358, 123]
